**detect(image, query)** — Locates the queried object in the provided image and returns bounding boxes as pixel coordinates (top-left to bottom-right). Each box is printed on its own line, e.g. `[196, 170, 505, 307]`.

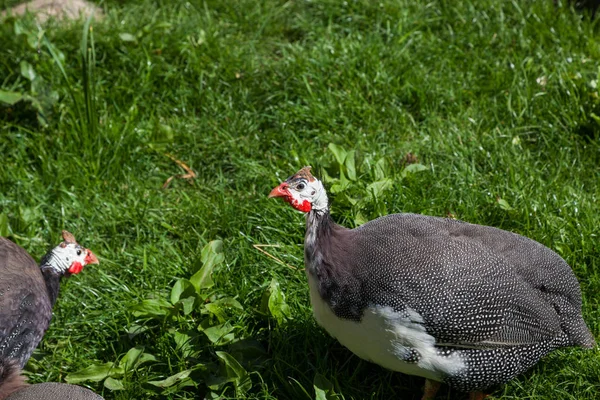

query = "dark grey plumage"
[307, 211, 594, 390]
[312, 213, 593, 345]
[0, 234, 99, 400]
[0, 238, 55, 370]
[6, 383, 103, 400]
[271, 167, 595, 395]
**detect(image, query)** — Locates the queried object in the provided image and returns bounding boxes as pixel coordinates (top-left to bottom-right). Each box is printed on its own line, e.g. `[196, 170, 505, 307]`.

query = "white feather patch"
[307, 273, 465, 380]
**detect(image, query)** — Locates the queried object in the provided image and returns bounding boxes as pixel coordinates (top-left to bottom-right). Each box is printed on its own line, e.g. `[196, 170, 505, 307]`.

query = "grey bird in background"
[0, 231, 99, 399]
[5, 383, 103, 400]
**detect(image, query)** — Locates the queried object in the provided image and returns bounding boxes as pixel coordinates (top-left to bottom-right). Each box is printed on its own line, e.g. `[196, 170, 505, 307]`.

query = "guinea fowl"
[5, 383, 103, 400]
[0, 231, 99, 400]
[269, 166, 595, 400]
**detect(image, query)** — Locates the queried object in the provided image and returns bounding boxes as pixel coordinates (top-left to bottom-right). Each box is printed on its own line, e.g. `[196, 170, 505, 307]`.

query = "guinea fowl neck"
[39, 254, 64, 307]
[40, 268, 62, 306]
[305, 208, 338, 272]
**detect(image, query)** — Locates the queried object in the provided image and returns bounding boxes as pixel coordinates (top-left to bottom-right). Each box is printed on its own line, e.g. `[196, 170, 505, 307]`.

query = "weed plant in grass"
[0, 0, 599, 399]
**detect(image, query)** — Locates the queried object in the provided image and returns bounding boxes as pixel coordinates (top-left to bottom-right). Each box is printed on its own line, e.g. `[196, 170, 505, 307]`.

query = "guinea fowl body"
[0, 233, 98, 400]
[6, 383, 103, 400]
[0, 238, 54, 370]
[270, 167, 595, 396]
[305, 212, 594, 391]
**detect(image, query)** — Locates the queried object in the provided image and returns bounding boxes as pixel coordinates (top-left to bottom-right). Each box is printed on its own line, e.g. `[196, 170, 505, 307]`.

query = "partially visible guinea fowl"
[5, 383, 103, 400]
[269, 166, 595, 400]
[0, 231, 99, 400]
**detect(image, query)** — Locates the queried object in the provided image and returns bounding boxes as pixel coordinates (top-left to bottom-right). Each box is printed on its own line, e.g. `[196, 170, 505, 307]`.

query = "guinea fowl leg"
[468, 392, 488, 400]
[421, 379, 441, 400]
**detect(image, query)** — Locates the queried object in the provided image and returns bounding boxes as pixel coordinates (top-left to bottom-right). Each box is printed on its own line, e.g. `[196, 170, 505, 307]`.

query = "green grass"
[1, 0, 599, 399]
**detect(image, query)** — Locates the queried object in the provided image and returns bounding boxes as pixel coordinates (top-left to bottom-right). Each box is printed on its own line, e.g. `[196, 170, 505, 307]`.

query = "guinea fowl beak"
[85, 250, 99, 265]
[268, 182, 289, 198]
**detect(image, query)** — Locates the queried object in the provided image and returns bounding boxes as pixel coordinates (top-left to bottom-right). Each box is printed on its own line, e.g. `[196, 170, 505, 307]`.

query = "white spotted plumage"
[308, 272, 465, 380]
[271, 167, 595, 396]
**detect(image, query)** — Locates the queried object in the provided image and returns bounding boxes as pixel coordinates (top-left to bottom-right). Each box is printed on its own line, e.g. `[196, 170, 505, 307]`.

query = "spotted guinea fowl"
[0, 231, 99, 400]
[5, 383, 103, 400]
[269, 166, 595, 400]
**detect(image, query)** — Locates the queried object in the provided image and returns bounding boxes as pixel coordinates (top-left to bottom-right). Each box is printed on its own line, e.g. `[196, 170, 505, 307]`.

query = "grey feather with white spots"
[306, 212, 595, 391]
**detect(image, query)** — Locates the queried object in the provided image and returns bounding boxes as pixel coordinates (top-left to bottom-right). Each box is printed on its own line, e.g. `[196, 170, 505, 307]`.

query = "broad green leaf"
[330, 170, 350, 194]
[328, 143, 347, 166]
[172, 331, 194, 357]
[148, 369, 192, 388]
[216, 351, 252, 395]
[170, 278, 194, 304]
[204, 302, 228, 323]
[229, 339, 268, 365]
[180, 295, 196, 315]
[120, 346, 155, 371]
[319, 169, 336, 183]
[19, 61, 36, 81]
[400, 163, 428, 178]
[150, 124, 175, 150]
[201, 239, 224, 265]
[131, 298, 172, 317]
[216, 351, 246, 378]
[345, 150, 356, 180]
[314, 374, 339, 400]
[205, 390, 225, 399]
[374, 158, 387, 180]
[66, 362, 124, 384]
[134, 353, 157, 369]
[202, 322, 235, 344]
[206, 374, 236, 391]
[190, 240, 224, 292]
[354, 211, 368, 227]
[345, 194, 358, 206]
[119, 33, 137, 42]
[126, 323, 149, 339]
[19, 206, 39, 225]
[121, 346, 144, 371]
[497, 198, 514, 211]
[104, 377, 124, 391]
[0, 214, 9, 237]
[211, 296, 243, 310]
[0, 90, 24, 105]
[264, 279, 292, 324]
[366, 178, 392, 200]
[202, 297, 242, 323]
[43, 39, 66, 63]
[158, 123, 174, 141]
[154, 22, 173, 30]
[13, 20, 39, 49]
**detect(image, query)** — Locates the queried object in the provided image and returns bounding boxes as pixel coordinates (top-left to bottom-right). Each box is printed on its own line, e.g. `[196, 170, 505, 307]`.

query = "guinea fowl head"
[269, 166, 328, 213]
[41, 230, 99, 276]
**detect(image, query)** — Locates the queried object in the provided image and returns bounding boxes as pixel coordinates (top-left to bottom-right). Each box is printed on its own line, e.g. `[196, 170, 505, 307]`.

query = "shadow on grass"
[264, 317, 482, 400]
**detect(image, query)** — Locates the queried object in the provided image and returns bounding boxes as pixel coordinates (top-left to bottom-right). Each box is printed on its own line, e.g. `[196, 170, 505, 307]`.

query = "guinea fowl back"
[5, 383, 103, 400]
[0, 238, 52, 368]
[342, 213, 595, 348]
[441, 215, 595, 348]
[314, 214, 555, 345]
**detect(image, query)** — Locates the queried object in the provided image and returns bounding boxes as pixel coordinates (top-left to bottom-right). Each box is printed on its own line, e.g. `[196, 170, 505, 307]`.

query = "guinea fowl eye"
[297, 183, 305, 190]
[76, 249, 82, 256]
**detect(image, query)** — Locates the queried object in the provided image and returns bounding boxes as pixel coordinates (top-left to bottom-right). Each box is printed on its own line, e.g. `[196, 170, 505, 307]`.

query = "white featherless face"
[269, 166, 328, 213]
[41, 231, 99, 275]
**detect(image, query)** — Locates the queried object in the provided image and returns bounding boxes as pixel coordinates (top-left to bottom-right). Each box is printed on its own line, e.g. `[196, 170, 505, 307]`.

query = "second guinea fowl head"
[41, 230, 99, 276]
[269, 166, 328, 213]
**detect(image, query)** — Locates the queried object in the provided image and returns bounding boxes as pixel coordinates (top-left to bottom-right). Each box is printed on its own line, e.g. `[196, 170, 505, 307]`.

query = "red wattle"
[292, 199, 312, 213]
[68, 261, 84, 274]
